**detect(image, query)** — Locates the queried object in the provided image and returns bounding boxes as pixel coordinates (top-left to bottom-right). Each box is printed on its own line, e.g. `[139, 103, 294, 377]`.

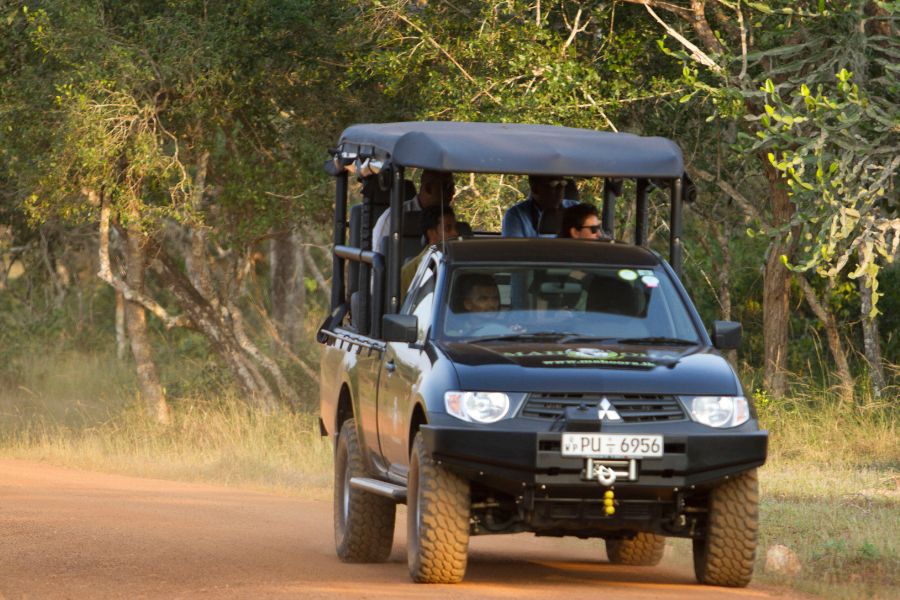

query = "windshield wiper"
[559, 335, 622, 344]
[613, 336, 700, 346]
[469, 332, 579, 343]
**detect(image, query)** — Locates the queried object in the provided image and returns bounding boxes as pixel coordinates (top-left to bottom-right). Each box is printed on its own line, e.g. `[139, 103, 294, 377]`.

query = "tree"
[621, 0, 897, 397]
[1, 0, 346, 418]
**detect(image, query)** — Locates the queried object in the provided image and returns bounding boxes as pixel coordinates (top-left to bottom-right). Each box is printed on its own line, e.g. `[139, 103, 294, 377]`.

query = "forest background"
[0, 1, 897, 598]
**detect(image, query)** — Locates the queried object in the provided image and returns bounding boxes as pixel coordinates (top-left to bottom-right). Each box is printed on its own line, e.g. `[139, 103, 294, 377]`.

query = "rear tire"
[693, 469, 759, 587]
[333, 419, 395, 562]
[407, 432, 470, 583]
[605, 533, 666, 566]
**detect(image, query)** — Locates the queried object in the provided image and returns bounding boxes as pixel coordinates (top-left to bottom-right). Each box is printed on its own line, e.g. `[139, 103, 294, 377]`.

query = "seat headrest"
[586, 276, 643, 317]
[538, 208, 563, 235]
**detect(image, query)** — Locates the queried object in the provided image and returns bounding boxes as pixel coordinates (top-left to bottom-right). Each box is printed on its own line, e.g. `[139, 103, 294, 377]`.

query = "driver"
[461, 274, 500, 313]
[447, 273, 509, 337]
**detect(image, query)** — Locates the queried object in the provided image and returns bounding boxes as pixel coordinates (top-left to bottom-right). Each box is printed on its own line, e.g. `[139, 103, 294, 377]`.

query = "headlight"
[444, 391, 510, 423]
[684, 396, 750, 428]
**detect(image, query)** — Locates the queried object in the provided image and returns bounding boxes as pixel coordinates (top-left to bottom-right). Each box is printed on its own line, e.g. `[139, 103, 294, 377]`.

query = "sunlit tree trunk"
[270, 227, 305, 349]
[123, 224, 170, 425]
[761, 161, 794, 398]
[858, 268, 886, 400]
[796, 275, 854, 404]
[115, 290, 128, 360]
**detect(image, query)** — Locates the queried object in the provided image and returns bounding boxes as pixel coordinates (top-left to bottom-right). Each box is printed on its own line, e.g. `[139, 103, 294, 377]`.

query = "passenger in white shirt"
[372, 170, 455, 252]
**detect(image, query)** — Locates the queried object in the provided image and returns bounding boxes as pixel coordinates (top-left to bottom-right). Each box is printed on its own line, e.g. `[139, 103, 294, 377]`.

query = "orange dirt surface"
[0, 459, 804, 599]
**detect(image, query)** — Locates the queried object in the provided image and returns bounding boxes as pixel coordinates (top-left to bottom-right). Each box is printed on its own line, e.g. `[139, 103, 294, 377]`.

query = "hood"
[437, 341, 741, 396]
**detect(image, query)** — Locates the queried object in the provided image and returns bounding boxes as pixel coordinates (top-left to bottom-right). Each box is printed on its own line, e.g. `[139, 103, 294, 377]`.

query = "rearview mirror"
[383, 314, 418, 343]
[712, 321, 741, 350]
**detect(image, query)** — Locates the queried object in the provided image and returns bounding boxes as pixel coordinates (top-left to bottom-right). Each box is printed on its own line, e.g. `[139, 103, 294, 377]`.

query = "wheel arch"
[336, 383, 354, 438]
[408, 402, 428, 457]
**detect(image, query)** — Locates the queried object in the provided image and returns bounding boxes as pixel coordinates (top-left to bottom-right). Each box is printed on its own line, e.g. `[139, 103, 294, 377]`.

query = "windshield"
[439, 265, 701, 344]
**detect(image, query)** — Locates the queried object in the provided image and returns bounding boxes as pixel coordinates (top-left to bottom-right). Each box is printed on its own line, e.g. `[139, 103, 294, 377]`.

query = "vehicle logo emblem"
[565, 348, 618, 360]
[597, 398, 622, 421]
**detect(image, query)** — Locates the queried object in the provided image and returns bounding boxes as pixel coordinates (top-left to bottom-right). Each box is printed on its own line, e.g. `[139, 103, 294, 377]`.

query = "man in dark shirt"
[502, 176, 578, 237]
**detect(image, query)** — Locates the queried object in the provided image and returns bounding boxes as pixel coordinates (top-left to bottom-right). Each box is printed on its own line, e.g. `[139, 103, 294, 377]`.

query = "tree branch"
[689, 167, 762, 223]
[95, 192, 191, 330]
[622, 0, 695, 21]
[627, 1, 724, 75]
[301, 243, 331, 301]
[393, 11, 500, 103]
[561, 8, 590, 56]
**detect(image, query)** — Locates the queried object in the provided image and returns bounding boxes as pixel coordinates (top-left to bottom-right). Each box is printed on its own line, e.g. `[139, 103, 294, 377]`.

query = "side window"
[406, 267, 436, 343]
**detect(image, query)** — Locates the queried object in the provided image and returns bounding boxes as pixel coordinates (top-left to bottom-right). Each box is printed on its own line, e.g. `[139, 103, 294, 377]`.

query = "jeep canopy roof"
[322, 121, 693, 341]
[337, 121, 684, 178]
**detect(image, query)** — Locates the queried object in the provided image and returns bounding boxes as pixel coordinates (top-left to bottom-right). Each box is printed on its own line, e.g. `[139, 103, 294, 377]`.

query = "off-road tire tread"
[334, 419, 395, 563]
[408, 433, 470, 583]
[694, 469, 759, 587]
[605, 533, 666, 566]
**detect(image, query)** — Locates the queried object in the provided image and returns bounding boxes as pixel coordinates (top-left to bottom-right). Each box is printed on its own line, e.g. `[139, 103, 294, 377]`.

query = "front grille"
[521, 393, 685, 423]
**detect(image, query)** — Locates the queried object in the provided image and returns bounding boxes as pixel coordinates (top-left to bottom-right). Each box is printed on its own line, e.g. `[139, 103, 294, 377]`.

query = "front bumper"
[421, 425, 768, 497]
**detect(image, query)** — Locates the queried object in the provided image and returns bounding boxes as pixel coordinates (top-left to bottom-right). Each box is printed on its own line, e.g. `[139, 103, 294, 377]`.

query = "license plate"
[561, 433, 664, 459]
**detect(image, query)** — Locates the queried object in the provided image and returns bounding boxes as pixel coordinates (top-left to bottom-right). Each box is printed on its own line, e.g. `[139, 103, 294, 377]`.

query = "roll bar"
[321, 164, 687, 342]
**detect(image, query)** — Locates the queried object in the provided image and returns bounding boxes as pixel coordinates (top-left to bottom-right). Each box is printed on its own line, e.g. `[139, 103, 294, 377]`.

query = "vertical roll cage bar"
[319, 164, 685, 343]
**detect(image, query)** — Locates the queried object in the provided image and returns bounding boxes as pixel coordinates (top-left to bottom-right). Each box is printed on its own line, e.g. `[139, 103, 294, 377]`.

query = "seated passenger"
[501, 175, 578, 237]
[446, 273, 507, 337]
[457, 274, 500, 314]
[401, 205, 459, 300]
[373, 169, 455, 250]
[559, 203, 610, 240]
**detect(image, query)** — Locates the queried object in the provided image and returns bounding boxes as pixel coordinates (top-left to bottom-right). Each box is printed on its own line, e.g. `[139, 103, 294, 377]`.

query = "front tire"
[605, 533, 666, 566]
[333, 419, 395, 562]
[693, 469, 759, 587]
[407, 432, 470, 583]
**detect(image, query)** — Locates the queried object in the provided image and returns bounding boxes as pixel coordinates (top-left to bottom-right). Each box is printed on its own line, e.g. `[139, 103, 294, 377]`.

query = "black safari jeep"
[317, 122, 767, 587]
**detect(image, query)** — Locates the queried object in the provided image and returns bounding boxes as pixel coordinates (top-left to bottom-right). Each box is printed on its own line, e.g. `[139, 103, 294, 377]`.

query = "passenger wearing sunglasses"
[501, 175, 578, 237]
[559, 203, 610, 240]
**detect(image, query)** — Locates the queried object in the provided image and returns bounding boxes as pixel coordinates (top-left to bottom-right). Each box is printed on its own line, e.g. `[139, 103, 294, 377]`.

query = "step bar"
[350, 477, 407, 503]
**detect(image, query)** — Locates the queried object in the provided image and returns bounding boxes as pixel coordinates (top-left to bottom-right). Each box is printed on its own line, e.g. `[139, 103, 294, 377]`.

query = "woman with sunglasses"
[559, 202, 608, 240]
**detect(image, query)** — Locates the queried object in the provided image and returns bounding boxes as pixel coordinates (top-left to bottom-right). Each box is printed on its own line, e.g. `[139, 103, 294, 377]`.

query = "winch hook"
[596, 464, 617, 486]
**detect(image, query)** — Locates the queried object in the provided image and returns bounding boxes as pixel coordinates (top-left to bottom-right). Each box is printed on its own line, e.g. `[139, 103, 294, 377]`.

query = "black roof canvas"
[339, 121, 684, 179]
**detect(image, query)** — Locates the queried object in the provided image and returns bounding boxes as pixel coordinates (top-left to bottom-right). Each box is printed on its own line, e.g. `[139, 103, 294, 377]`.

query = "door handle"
[385, 360, 396, 374]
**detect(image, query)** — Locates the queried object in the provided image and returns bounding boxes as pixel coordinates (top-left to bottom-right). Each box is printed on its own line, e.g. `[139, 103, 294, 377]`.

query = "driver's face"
[464, 284, 500, 313]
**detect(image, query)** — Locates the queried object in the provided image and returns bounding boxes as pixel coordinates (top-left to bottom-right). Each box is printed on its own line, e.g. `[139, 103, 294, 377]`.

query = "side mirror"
[383, 314, 418, 343]
[712, 320, 742, 350]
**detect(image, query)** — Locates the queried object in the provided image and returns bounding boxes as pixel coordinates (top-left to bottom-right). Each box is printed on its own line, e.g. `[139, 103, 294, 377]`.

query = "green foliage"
[346, 1, 683, 131]
[3, 0, 345, 238]
[753, 69, 899, 314]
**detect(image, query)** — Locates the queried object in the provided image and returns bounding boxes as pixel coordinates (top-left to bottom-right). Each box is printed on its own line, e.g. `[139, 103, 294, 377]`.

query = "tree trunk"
[149, 240, 280, 410]
[123, 225, 170, 425]
[796, 275, 854, 404]
[761, 161, 794, 398]
[858, 270, 886, 399]
[711, 222, 737, 366]
[115, 290, 128, 360]
[270, 228, 305, 349]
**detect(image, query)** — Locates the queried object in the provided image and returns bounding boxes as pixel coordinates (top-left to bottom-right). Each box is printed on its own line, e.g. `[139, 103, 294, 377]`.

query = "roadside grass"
[751, 392, 899, 599]
[0, 348, 332, 499]
[1, 347, 897, 597]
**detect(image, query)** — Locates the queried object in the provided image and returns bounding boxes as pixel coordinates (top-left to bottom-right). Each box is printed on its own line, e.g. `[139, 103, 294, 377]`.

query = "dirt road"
[0, 459, 799, 599]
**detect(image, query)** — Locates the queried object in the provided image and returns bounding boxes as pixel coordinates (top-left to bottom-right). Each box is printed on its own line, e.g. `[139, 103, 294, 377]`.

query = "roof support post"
[387, 165, 404, 315]
[330, 171, 348, 312]
[635, 178, 649, 247]
[669, 178, 684, 276]
[602, 178, 618, 238]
